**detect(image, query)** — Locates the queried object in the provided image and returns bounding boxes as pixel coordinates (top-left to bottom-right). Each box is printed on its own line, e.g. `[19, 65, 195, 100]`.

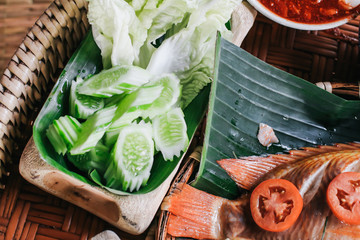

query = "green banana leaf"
[33, 30, 210, 195]
[191, 36, 360, 199]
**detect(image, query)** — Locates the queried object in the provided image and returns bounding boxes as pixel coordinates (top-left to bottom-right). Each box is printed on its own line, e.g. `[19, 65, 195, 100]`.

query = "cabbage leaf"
[87, 0, 240, 107]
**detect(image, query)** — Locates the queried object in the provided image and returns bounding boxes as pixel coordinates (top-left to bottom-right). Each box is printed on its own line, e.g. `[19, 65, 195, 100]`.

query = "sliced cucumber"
[46, 115, 82, 155]
[104, 128, 122, 147]
[69, 76, 104, 119]
[152, 107, 188, 161]
[104, 122, 154, 192]
[109, 73, 181, 131]
[67, 141, 110, 174]
[77, 65, 152, 98]
[139, 73, 181, 119]
[104, 93, 126, 107]
[128, 84, 164, 110]
[109, 84, 163, 130]
[70, 106, 117, 155]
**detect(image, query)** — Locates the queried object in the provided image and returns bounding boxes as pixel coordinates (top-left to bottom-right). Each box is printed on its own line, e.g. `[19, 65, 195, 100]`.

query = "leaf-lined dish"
[33, 32, 210, 195]
[191, 37, 360, 199]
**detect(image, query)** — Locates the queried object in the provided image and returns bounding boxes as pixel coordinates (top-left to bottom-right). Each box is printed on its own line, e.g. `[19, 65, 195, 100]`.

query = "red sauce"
[258, 0, 360, 24]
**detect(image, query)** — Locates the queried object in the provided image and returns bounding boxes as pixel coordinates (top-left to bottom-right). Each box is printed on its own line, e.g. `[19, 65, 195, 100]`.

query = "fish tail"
[162, 183, 225, 239]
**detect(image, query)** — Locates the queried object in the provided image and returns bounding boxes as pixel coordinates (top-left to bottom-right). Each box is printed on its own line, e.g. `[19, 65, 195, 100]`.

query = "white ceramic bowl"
[247, 0, 351, 30]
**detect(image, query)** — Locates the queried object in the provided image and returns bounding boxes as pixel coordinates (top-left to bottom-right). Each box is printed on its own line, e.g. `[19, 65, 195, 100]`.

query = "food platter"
[17, 0, 257, 235]
[0, 0, 359, 239]
[159, 36, 360, 239]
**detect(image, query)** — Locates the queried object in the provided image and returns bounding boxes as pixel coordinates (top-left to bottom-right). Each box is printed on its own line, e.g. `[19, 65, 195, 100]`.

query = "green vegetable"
[69, 76, 104, 119]
[70, 106, 117, 155]
[46, 115, 82, 155]
[146, 0, 237, 108]
[88, 0, 238, 108]
[34, 0, 226, 193]
[87, 0, 147, 68]
[33, 31, 209, 194]
[78, 65, 152, 98]
[67, 141, 110, 174]
[104, 122, 154, 192]
[152, 107, 188, 161]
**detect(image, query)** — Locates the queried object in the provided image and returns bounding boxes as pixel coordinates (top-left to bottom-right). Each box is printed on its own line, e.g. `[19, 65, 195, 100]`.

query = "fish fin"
[162, 183, 224, 239]
[291, 143, 360, 157]
[218, 143, 360, 190]
[348, 142, 360, 148]
[217, 156, 292, 190]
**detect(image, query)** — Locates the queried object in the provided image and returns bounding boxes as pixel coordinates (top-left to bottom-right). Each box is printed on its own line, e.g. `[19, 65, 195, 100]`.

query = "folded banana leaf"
[33, 31, 209, 195]
[191, 36, 360, 199]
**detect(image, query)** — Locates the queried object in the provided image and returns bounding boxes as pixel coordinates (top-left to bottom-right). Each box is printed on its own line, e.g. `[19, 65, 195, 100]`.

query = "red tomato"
[327, 172, 360, 225]
[250, 179, 303, 232]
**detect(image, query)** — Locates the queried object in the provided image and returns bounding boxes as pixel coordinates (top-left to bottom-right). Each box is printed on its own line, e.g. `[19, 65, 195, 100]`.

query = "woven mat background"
[1, 1, 359, 240]
[242, 15, 360, 84]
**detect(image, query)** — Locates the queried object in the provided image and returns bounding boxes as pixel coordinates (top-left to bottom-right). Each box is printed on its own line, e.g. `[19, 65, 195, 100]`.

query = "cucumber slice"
[109, 73, 181, 130]
[46, 115, 82, 155]
[70, 106, 117, 155]
[104, 93, 126, 107]
[67, 141, 110, 174]
[152, 107, 189, 161]
[109, 84, 163, 130]
[69, 76, 104, 119]
[104, 128, 122, 147]
[104, 122, 154, 192]
[139, 73, 181, 119]
[128, 84, 164, 110]
[77, 65, 152, 98]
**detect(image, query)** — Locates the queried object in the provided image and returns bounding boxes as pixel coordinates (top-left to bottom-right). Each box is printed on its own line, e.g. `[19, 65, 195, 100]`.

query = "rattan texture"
[0, 0, 359, 239]
[0, 0, 132, 239]
[242, 15, 360, 84]
[0, 0, 89, 178]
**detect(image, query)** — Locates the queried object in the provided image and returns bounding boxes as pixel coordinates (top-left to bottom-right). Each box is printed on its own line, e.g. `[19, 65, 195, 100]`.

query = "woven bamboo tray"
[157, 14, 360, 240]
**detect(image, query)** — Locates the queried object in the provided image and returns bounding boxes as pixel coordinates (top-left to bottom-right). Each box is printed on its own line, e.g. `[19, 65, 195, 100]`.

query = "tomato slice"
[327, 172, 360, 225]
[250, 179, 303, 232]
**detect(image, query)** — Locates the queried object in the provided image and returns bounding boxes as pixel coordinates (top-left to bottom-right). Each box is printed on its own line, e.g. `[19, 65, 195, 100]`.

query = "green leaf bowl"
[32, 31, 209, 196]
